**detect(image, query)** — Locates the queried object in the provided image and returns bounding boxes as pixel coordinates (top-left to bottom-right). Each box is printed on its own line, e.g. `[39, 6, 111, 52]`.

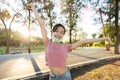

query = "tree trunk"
[99, 8, 106, 37]
[99, 8, 110, 51]
[28, 9, 31, 53]
[69, 26, 72, 43]
[49, 11, 52, 38]
[1, 19, 10, 54]
[69, 3, 72, 43]
[5, 32, 10, 54]
[114, 0, 119, 54]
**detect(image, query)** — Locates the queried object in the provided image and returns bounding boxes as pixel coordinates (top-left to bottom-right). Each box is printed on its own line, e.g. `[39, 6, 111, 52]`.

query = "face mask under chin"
[52, 36, 63, 43]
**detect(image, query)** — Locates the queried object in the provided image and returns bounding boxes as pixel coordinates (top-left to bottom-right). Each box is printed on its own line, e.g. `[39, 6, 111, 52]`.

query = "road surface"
[0, 47, 119, 79]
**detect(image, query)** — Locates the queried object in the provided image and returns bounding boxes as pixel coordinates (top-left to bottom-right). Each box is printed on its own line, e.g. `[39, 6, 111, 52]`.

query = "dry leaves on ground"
[74, 60, 120, 80]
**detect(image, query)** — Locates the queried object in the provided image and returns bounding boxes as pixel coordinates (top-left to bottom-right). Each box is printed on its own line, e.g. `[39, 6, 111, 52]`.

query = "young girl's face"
[53, 26, 65, 39]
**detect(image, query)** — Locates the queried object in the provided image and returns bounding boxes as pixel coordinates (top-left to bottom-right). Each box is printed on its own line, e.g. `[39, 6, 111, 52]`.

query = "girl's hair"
[52, 24, 66, 34]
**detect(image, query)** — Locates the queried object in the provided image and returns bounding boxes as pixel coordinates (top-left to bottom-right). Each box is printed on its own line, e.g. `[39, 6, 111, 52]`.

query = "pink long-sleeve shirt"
[44, 39, 72, 68]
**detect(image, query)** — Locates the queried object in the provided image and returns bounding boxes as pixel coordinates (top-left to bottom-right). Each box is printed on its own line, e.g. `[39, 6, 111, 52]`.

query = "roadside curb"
[70, 55, 120, 69]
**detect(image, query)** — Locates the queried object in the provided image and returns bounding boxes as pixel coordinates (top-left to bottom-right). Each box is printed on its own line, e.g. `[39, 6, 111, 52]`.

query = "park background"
[0, 0, 119, 54]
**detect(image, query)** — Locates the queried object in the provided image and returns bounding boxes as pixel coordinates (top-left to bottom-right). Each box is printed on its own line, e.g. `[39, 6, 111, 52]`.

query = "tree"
[103, 23, 115, 42]
[88, 0, 120, 51]
[35, 0, 56, 38]
[21, 0, 32, 53]
[43, 0, 56, 37]
[0, 10, 16, 54]
[61, 0, 84, 43]
[0, 28, 6, 46]
[114, 0, 119, 54]
[0, 1, 22, 54]
[22, 0, 40, 53]
[101, 0, 120, 53]
[22, 0, 57, 52]
[92, 33, 97, 39]
[72, 27, 87, 42]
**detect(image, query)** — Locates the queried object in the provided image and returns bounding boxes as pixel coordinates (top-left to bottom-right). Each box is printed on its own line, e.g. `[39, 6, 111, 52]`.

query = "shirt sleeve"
[66, 44, 72, 52]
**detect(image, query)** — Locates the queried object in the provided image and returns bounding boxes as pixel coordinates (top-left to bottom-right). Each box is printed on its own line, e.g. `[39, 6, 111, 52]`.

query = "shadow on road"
[71, 52, 98, 60]
[30, 54, 42, 76]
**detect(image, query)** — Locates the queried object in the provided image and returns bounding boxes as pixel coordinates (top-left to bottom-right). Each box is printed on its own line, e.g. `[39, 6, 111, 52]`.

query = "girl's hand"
[27, 4, 32, 10]
[105, 37, 112, 45]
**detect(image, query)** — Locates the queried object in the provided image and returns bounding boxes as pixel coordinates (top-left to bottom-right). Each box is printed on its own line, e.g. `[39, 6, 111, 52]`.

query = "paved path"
[0, 47, 119, 79]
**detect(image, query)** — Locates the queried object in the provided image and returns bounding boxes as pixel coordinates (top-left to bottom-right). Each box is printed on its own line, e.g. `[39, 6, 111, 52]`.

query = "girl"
[27, 4, 111, 80]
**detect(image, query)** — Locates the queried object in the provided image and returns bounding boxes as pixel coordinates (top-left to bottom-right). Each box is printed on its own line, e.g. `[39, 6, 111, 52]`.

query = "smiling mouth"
[54, 36, 60, 39]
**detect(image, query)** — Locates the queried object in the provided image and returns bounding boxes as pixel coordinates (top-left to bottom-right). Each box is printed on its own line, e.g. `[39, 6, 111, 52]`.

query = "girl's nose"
[58, 33, 62, 36]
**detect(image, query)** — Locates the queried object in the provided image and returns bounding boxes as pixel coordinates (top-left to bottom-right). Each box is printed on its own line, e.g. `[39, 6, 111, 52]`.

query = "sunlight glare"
[20, 28, 29, 37]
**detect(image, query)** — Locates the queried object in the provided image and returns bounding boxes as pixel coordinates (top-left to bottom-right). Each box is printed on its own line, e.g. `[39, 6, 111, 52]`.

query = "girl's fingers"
[27, 4, 32, 10]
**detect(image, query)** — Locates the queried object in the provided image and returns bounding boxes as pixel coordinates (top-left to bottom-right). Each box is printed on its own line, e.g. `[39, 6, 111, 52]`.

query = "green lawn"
[0, 46, 45, 54]
[0, 46, 106, 54]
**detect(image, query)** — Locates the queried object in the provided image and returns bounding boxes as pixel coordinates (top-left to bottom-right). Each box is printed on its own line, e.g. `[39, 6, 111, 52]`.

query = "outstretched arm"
[72, 37, 111, 49]
[27, 4, 48, 43]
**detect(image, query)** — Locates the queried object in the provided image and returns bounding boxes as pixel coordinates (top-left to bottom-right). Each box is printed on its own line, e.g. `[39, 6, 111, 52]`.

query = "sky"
[48, 0, 102, 38]
[0, 0, 102, 39]
[80, 7, 101, 38]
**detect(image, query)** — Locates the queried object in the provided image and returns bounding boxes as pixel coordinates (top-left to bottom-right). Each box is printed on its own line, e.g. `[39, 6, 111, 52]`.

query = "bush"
[0, 49, 4, 54]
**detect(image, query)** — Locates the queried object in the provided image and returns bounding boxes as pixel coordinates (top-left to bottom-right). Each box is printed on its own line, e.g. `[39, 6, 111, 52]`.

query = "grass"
[14, 46, 45, 53]
[0, 46, 109, 54]
[0, 45, 85, 54]
[0, 45, 45, 54]
[74, 59, 120, 80]
[74, 47, 84, 50]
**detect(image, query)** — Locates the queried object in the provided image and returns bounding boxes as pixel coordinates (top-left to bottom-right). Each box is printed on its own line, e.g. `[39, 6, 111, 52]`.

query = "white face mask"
[52, 36, 63, 43]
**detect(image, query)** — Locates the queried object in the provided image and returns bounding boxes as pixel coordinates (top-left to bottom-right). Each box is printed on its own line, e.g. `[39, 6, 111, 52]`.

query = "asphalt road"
[0, 47, 119, 79]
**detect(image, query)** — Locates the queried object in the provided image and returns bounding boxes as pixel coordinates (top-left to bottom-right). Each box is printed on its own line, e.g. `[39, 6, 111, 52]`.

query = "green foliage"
[0, 28, 44, 47]
[0, 27, 45, 54]
[0, 45, 45, 54]
[61, 0, 85, 43]
[84, 41, 105, 47]
[103, 23, 120, 44]
[92, 41, 105, 47]
[0, 28, 6, 46]
[0, 46, 6, 54]
[92, 33, 97, 38]
[33, 0, 57, 38]
[30, 36, 44, 46]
